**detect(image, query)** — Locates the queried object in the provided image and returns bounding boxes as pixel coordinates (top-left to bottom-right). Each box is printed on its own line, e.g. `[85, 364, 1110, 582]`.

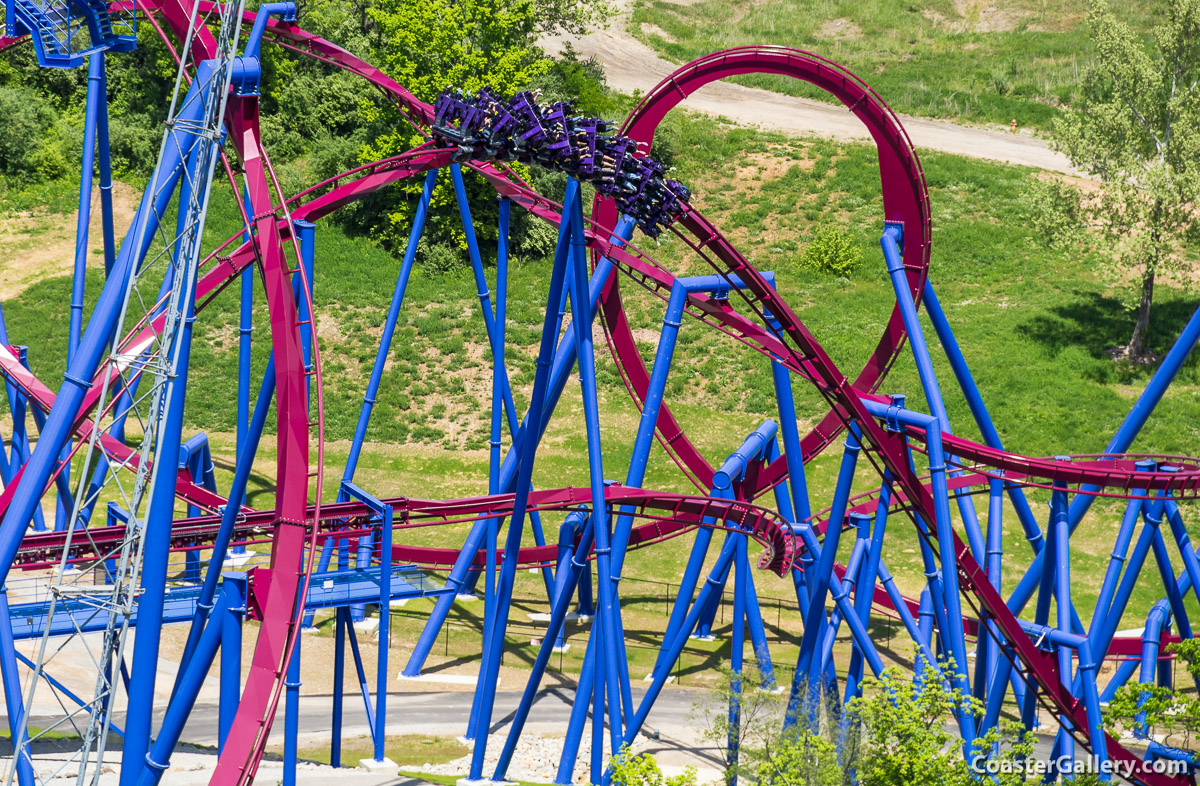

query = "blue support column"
[451, 165, 554, 601]
[881, 226, 985, 563]
[0, 588, 34, 786]
[138, 586, 233, 786]
[219, 572, 246, 754]
[331, 608, 346, 767]
[343, 169, 436, 485]
[284, 634, 301, 786]
[121, 215, 204, 784]
[564, 177, 625, 755]
[95, 52, 116, 277]
[403, 254, 619, 676]
[340, 481, 393, 763]
[794, 429, 860, 718]
[468, 179, 578, 780]
[557, 622, 598, 784]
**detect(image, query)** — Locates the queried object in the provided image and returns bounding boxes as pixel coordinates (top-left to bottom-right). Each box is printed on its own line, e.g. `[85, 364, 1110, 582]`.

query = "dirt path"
[540, 3, 1078, 174]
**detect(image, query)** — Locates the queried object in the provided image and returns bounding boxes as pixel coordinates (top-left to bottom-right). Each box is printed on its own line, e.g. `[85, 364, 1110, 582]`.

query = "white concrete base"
[357, 757, 398, 776]
[457, 779, 516, 786]
[552, 643, 571, 653]
[689, 633, 715, 642]
[300, 625, 321, 635]
[353, 616, 379, 634]
[398, 672, 499, 686]
[456, 592, 480, 602]
[527, 610, 592, 624]
[390, 597, 410, 608]
[223, 551, 254, 568]
[642, 672, 675, 683]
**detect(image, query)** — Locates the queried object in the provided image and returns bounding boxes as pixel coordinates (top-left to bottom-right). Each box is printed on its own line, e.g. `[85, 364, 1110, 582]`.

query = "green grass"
[414, 773, 548, 786]
[272, 733, 468, 769]
[628, 0, 1165, 131]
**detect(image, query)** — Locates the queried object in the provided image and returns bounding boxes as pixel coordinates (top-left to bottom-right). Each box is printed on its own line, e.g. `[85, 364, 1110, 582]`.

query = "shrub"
[0, 87, 59, 185]
[799, 225, 862, 276]
[610, 745, 697, 786]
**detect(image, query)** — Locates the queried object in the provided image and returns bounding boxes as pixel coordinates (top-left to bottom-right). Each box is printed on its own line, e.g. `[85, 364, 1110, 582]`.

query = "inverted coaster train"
[2, 1, 1200, 784]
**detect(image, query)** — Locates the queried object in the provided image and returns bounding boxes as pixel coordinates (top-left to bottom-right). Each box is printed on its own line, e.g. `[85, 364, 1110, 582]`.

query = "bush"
[610, 745, 697, 786]
[799, 225, 862, 276]
[0, 87, 61, 185]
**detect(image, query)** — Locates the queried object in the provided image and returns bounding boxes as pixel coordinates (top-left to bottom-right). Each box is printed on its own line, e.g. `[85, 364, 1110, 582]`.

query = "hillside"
[626, 0, 1164, 131]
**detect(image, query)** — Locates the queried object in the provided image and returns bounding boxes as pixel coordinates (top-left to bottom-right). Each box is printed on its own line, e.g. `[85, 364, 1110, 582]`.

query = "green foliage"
[0, 87, 66, 184]
[610, 745, 697, 786]
[799, 225, 862, 276]
[849, 662, 1034, 786]
[1106, 636, 1200, 747]
[751, 727, 842, 786]
[339, 0, 613, 272]
[1024, 177, 1084, 250]
[689, 658, 1034, 786]
[1032, 0, 1200, 357]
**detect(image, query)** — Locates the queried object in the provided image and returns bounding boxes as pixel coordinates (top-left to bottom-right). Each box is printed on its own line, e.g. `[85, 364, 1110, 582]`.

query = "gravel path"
[539, 2, 1078, 174]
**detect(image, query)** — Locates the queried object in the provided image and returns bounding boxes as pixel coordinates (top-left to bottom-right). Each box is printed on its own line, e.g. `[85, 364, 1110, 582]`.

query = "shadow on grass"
[1019, 290, 1200, 361]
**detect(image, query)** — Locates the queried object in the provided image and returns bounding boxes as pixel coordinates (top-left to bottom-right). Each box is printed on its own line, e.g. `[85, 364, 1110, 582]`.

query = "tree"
[1106, 637, 1200, 748]
[1030, 0, 1200, 360]
[350, 0, 610, 268]
[847, 660, 1033, 786]
[609, 745, 697, 786]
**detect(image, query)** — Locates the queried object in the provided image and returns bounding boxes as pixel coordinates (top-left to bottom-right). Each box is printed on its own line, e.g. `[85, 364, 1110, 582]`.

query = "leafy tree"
[848, 662, 1033, 786]
[1029, 0, 1200, 360]
[751, 726, 843, 786]
[609, 745, 697, 786]
[1106, 637, 1200, 748]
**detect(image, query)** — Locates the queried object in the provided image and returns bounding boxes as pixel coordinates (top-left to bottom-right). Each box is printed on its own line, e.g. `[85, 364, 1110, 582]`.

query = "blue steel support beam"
[403, 231, 625, 677]
[236, 186, 255, 507]
[340, 481, 393, 763]
[121, 196, 205, 784]
[467, 179, 577, 780]
[284, 633, 301, 786]
[860, 397, 976, 745]
[218, 572, 246, 754]
[565, 178, 625, 754]
[137, 585, 233, 786]
[881, 225, 985, 563]
[793, 428, 860, 718]
[94, 51, 116, 276]
[450, 165, 554, 602]
[0, 588, 34, 786]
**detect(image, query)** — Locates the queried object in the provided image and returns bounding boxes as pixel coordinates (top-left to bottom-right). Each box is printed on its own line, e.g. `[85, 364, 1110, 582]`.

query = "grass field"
[627, 0, 1165, 131]
[4, 102, 1200, 719]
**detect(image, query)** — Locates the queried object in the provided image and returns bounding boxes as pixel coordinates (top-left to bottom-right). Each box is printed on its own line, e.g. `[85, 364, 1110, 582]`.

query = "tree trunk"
[1128, 267, 1155, 358]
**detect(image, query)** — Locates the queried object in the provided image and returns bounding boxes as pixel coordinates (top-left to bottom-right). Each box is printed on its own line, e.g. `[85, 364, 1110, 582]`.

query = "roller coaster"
[2, 0, 1200, 784]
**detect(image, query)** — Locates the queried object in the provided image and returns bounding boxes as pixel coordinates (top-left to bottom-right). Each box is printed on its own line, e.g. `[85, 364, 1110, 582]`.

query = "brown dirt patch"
[931, 0, 1029, 33]
[0, 181, 138, 300]
[816, 17, 862, 41]
[639, 22, 676, 42]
